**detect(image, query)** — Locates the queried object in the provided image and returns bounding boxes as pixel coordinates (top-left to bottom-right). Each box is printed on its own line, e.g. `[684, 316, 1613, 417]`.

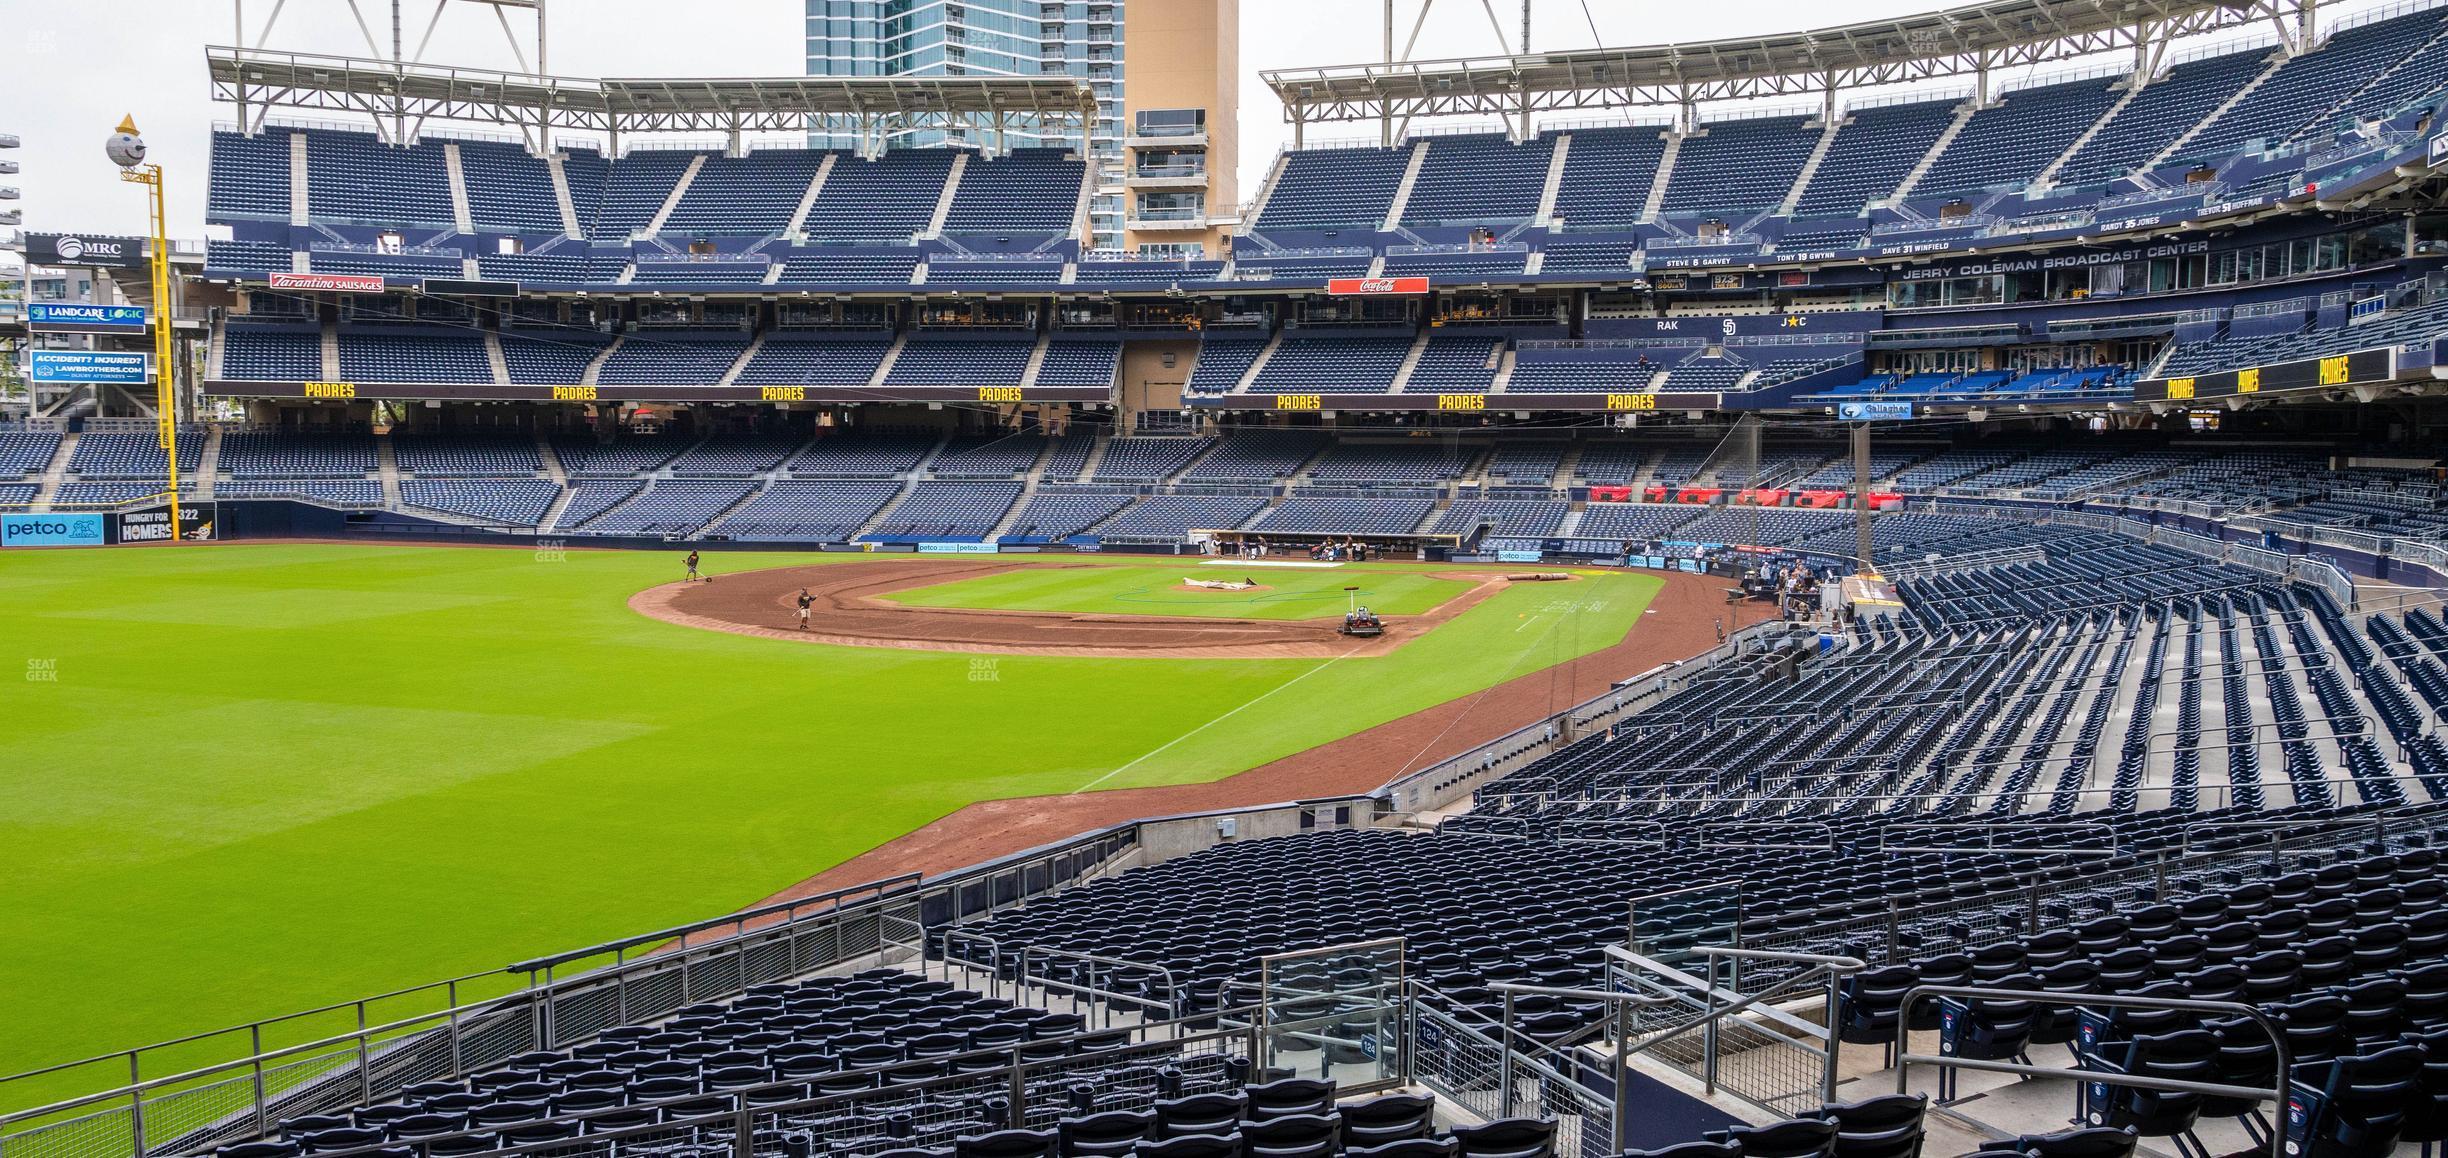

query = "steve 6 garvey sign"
[1326, 277, 1429, 296]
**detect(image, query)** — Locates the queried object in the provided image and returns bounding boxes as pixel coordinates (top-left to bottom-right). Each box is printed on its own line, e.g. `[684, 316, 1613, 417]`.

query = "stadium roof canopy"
[207, 47, 1099, 147]
[1264, 0, 2312, 128]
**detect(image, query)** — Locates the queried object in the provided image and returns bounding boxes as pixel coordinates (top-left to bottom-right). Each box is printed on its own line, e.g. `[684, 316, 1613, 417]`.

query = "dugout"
[1196, 529, 1465, 561]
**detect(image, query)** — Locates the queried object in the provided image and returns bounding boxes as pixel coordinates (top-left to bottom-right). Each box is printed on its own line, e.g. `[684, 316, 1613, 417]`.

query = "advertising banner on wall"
[267, 271, 387, 293]
[29, 350, 149, 383]
[115, 504, 215, 543]
[1325, 277, 1429, 296]
[0, 513, 107, 547]
[25, 233, 149, 269]
[27, 303, 150, 334]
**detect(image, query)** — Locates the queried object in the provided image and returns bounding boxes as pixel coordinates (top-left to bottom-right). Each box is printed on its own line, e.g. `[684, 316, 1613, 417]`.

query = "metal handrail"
[276, 1000, 1382, 1158]
[1015, 946, 1182, 1026]
[1892, 984, 2290, 1158]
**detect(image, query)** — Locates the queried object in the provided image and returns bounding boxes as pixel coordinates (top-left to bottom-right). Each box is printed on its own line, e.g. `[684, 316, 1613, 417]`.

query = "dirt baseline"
[632, 558, 1530, 659]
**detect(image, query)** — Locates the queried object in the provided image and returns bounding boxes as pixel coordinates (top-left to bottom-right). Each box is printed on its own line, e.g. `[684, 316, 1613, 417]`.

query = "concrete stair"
[2032, 81, 2144, 188]
[1244, 151, 1294, 224]
[1535, 134, 1572, 226]
[923, 153, 969, 239]
[1780, 118, 1847, 215]
[1379, 140, 1429, 231]
[851, 480, 923, 540]
[1890, 102, 1978, 203]
[1549, 443, 1584, 492]
[1388, 334, 1431, 393]
[289, 132, 312, 226]
[320, 322, 342, 381]
[690, 482, 771, 541]
[547, 152, 584, 237]
[485, 334, 512, 387]
[580, 338, 622, 386]
[1071, 434, 1111, 483]
[1235, 332, 1285, 394]
[537, 432, 568, 489]
[641, 154, 705, 238]
[718, 336, 763, 388]
[1020, 335, 1051, 388]
[442, 143, 476, 234]
[375, 433, 403, 507]
[785, 153, 836, 239]
[2149, 52, 2289, 168]
[191, 427, 224, 499]
[867, 334, 908, 389]
[1641, 131, 1681, 221]
[28, 432, 77, 510]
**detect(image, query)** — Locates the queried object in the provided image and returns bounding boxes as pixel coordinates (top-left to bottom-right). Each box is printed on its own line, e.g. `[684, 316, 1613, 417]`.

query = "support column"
[1852, 421, 1873, 575]
[1382, 0, 1395, 148]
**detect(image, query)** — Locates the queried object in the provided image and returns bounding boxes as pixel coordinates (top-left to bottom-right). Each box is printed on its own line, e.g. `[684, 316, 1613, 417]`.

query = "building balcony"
[1124, 213, 1209, 232]
[1126, 168, 1209, 190]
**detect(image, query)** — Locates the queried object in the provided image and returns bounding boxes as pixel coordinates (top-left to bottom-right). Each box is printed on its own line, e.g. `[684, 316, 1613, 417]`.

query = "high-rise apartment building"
[806, 0, 1236, 256]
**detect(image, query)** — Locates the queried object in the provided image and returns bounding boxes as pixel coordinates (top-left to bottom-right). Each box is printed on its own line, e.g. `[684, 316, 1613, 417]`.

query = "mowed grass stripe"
[0, 544, 1657, 1107]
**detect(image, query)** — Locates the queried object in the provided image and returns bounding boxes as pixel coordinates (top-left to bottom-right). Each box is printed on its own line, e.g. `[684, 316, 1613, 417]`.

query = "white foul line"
[1071, 644, 1364, 794]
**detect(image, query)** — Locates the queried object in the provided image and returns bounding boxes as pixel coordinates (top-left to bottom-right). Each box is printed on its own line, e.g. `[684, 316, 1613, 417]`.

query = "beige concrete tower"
[1116, 0, 1239, 258]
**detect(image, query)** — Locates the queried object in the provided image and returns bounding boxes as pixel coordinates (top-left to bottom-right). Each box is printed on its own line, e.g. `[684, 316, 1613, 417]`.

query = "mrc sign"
[1326, 277, 1429, 296]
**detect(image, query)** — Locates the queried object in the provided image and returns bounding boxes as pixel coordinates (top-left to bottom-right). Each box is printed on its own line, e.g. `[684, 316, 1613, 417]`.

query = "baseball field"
[1, 543, 1662, 1108]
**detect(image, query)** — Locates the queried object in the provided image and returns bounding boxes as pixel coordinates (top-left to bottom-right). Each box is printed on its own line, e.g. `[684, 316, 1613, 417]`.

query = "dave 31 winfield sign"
[1326, 277, 1429, 296]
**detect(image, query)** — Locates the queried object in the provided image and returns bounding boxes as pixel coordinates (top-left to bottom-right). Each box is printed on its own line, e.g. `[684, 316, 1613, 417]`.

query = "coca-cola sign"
[1325, 276, 1429, 296]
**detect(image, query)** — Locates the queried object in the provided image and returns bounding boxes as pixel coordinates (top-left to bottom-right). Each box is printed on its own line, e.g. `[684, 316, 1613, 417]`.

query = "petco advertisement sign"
[267, 271, 387, 293]
[30, 350, 150, 384]
[1326, 277, 1429, 296]
[1, 513, 106, 548]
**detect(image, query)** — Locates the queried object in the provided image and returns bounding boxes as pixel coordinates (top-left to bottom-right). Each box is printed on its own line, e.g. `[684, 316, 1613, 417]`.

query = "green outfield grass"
[0, 545, 1658, 1110]
[880, 562, 1470, 619]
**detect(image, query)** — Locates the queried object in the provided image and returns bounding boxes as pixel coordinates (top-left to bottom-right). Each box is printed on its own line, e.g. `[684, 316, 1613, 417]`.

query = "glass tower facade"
[807, 1, 1126, 245]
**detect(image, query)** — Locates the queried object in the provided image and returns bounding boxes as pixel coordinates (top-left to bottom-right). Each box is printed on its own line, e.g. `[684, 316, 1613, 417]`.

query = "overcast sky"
[0, 0, 2309, 250]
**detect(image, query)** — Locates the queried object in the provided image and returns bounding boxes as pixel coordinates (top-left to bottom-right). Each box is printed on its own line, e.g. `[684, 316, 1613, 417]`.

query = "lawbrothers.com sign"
[1, 513, 106, 547]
